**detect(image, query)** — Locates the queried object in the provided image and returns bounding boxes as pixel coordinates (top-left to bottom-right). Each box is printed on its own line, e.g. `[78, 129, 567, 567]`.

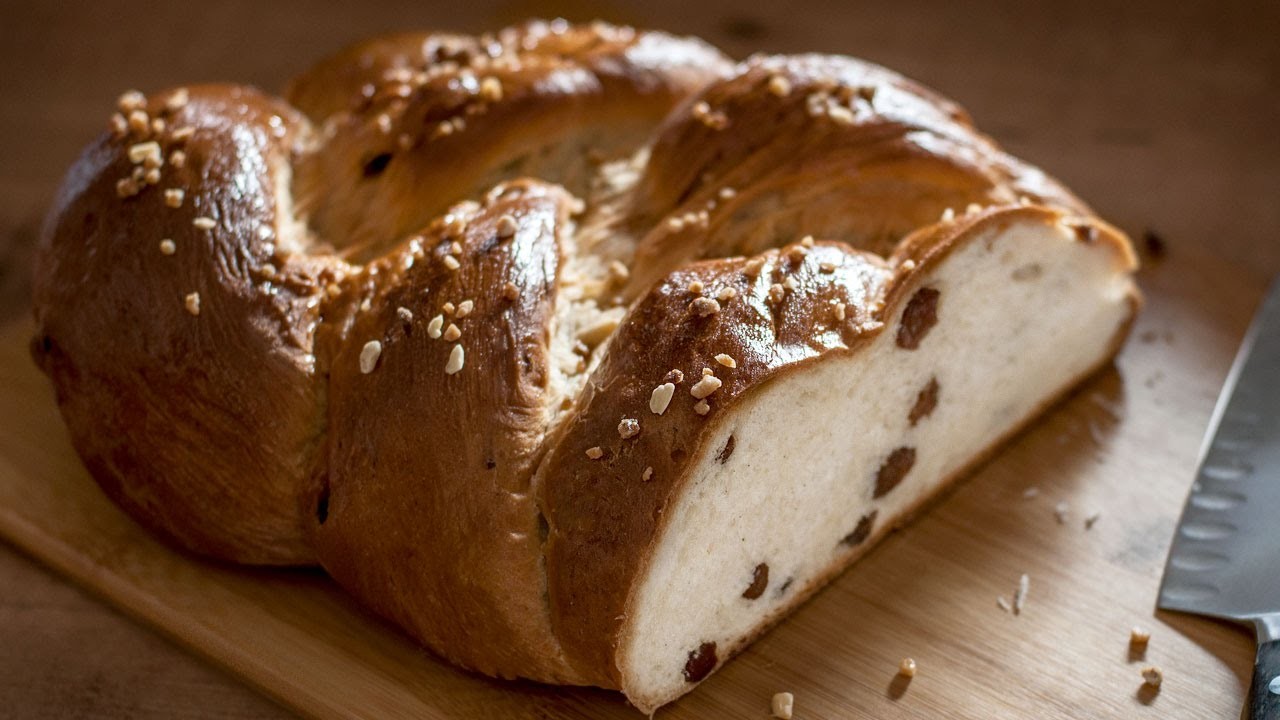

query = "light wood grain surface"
[1, 0, 1277, 717]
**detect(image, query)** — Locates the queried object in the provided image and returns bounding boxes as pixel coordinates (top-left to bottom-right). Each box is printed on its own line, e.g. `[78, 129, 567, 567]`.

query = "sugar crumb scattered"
[1013, 573, 1030, 615]
[771, 691, 793, 719]
[1130, 626, 1150, 646]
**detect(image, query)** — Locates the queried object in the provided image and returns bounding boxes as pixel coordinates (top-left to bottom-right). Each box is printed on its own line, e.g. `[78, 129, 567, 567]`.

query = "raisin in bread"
[31, 20, 1138, 713]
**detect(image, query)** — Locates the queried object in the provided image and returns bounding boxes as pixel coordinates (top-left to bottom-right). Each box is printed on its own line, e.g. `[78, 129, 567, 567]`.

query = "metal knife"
[1159, 278, 1280, 720]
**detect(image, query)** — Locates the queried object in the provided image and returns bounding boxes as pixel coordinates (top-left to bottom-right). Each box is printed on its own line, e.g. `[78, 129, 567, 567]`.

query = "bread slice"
[538, 207, 1136, 711]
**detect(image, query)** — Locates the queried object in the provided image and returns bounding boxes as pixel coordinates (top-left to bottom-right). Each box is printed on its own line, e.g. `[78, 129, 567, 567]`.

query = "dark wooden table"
[2, 1, 1277, 716]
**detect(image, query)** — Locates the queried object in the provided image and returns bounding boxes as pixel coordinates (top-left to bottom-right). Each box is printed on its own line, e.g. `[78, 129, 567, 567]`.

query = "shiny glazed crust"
[624, 54, 1088, 295]
[31, 19, 1140, 710]
[316, 181, 587, 682]
[290, 20, 733, 255]
[32, 86, 346, 564]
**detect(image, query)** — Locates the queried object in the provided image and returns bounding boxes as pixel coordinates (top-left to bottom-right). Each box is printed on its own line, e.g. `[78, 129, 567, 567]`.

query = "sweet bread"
[31, 20, 1138, 712]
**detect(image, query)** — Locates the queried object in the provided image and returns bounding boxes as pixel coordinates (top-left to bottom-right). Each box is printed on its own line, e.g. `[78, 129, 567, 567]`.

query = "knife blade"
[1158, 277, 1280, 720]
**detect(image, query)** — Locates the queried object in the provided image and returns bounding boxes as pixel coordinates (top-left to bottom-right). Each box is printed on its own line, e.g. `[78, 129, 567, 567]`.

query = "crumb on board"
[1140, 229, 1166, 260]
[1130, 627, 1151, 646]
[771, 691, 794, 719]
[997, 596, 1012, 613]
[1013, 573, 1030, 615]
[1054, 501, 1069, 524]
[898, 657, 917, 678]
[1141, 665, 1163, 688]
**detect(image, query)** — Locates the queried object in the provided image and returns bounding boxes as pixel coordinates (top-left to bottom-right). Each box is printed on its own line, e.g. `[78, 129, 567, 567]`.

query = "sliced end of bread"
[540, 207, 1137, 711]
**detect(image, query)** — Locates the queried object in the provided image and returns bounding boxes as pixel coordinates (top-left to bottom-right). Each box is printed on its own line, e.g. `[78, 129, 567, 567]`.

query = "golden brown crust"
[32, 21, 1142, 704]
[31, 22, 729, 567]
[285, 31, 481, 122]
[31, 85, 348, 564]
[623, 54, 1089, 297]
[538, 241, 891, 684]
[291, 20, 732, 256]
[312, 180, 584, 681]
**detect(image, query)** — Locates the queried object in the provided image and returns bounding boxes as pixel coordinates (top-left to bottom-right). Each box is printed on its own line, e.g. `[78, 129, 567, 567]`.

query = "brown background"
[1, 0, 1278, 717]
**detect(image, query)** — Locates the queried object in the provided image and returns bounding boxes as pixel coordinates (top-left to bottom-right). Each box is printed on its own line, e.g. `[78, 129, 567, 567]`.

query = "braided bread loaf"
[31, 20, 1138, 712]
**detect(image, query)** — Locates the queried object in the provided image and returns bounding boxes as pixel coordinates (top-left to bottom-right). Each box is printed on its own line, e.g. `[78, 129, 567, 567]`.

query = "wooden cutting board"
[0, 240, 1261, 719]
